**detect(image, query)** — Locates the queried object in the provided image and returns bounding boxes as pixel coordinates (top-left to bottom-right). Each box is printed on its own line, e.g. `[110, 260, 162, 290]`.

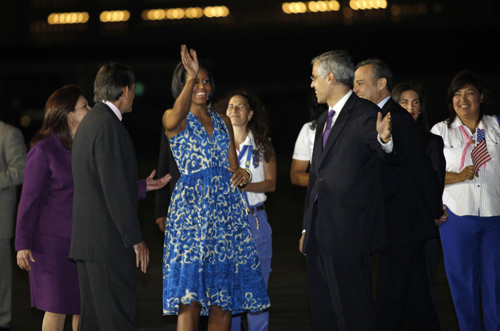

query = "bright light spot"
[142, 6, 227, 20]
[318, 1, 327, 11]
[309, 2, 318, 12]
[186, 8, 195, 18]
[329, 1, 340, 11]
[283, 3, 291, 13]
[99, 10, 130, 22]
[48, 12, 89, 24]
[350, 1, 359, 10]
[204, 7, 214, 17]
[379, 0, 387, 9]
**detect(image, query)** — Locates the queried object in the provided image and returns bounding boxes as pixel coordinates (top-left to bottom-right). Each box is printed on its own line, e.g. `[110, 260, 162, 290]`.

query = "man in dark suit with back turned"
[354, 59, 445, 331]
[70, 62, 149, 331]
[299, 50, 394, 331]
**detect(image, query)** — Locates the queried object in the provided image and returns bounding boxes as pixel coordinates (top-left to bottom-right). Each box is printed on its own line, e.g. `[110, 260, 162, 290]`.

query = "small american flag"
[471, 128, 491, 173]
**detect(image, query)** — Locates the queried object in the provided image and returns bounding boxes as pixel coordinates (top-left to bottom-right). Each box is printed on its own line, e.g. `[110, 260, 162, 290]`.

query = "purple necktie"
[322, 109, 335, 148]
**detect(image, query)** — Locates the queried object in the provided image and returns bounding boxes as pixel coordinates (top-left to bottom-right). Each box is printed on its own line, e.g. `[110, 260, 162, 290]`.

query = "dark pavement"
[10, 158, 459, 330]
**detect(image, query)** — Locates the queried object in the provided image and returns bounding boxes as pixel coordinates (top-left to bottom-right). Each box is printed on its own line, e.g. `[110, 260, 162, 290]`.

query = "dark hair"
[446, 70, 492, 128]
[223, 90, 274, 162]
[31, 85, 82, 151]
[355, 58, 393, 92]
[392, 82, 430, 144]
[171, 60, 215, 106]
[94, 62, 135, 103]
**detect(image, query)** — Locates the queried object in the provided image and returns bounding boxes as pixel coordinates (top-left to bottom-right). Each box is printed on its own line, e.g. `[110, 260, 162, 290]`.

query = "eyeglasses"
[310, 75, 320, 82]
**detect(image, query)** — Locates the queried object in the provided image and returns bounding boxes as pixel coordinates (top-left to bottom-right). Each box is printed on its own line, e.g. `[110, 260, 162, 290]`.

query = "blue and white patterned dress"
[163, 109, 270, 316]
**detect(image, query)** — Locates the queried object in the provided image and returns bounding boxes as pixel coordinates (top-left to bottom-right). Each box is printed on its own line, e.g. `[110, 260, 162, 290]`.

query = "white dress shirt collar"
[377, 95, 391, 109]
[449, 115, 488, 131]
[102, 100, 123, 121]
[329, 90, 353, 114]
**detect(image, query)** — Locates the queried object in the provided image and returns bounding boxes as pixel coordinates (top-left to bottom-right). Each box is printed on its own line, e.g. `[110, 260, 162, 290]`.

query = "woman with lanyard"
[225, 90, 276, 331]
[431, 71, 500, 330]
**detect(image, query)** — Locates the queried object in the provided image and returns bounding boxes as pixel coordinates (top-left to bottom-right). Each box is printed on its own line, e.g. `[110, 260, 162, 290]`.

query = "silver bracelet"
[243, 168, 252, 185]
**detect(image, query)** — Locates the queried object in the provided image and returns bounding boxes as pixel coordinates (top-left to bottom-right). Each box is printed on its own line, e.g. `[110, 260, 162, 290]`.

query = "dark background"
[1, 0, 499, 159]
[2, 1, 499, 329]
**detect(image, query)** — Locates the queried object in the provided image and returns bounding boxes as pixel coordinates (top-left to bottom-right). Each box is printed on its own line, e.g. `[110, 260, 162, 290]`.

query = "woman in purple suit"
[15, 85, 90, 330]
[15, 85, 169, 331]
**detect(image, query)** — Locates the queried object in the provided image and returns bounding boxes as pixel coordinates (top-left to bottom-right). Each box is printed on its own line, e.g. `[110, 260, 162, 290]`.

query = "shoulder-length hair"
[31, 85, 82, 151]
[392, 82, 429, 133]
[171, 60, 215, 106]
[222, 89, 274, 162]
[446, 70, 493, 128]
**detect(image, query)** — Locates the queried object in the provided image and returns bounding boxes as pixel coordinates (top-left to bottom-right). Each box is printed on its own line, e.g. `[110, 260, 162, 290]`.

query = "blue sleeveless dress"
[163, 109, 270, 316]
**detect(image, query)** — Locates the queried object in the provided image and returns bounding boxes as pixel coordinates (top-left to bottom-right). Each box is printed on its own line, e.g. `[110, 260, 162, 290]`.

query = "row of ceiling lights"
[46, 7, 229, 25]
[283, 0, 387, 14]
[47, 1, 394, 25]
[142, 7, 230, 20]
[282, 1, 340, 14]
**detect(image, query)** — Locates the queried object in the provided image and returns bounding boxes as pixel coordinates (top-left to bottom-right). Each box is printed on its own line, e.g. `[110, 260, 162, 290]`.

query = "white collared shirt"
[102, 100, 123, 121]
[324, 90, 352, 131]
[293, 122, 316, 162]
[236, 132, 267, 206]
[374, 95, 394, 152]
[377, 95, 391, 109]
[431, 115, 500, 216]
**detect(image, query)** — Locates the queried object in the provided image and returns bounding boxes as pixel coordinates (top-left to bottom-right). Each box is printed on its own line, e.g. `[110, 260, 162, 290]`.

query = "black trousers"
[377, 240, 440, 331]
[77, 258, 137, 331]
[305, 204, 377, 331]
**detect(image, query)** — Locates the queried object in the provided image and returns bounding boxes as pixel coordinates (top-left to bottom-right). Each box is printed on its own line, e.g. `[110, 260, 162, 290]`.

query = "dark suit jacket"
[424, 132, 445, 193]
[302, 93, 395, 256]
[155, 130, 180, 219]
[378, 98, 443, 247]
[69, 102, 143, 265]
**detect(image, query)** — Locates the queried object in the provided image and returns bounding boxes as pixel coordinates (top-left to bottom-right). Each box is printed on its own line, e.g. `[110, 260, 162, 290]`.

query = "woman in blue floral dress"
[162, 45, 270, 330]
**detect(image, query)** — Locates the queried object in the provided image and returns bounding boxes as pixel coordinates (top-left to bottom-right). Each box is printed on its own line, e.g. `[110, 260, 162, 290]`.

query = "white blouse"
[431, 115, 500, 217]
[292, 122, 316, 163]
[237, 132, 267, 207]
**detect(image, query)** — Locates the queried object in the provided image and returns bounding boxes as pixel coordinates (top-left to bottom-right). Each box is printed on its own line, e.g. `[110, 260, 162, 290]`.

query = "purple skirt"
[29, 232, 80, 314]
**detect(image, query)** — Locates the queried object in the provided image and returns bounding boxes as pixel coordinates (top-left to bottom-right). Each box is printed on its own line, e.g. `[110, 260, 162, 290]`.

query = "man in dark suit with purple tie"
[299, 50, 394, 331]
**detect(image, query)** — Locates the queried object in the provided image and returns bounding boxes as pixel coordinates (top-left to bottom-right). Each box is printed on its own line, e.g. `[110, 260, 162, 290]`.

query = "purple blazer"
[15, 134, 147, 252]
[16, 134, 74, 251]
